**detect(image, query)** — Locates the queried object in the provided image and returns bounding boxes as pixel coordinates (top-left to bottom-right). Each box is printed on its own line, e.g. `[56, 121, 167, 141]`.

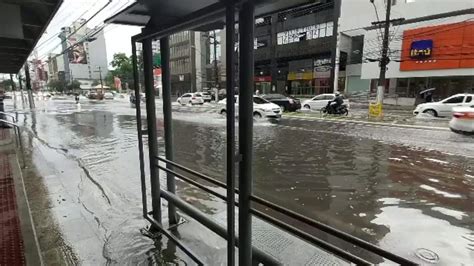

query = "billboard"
[400, 21, 474, 71]
[67, 37, 87, 64]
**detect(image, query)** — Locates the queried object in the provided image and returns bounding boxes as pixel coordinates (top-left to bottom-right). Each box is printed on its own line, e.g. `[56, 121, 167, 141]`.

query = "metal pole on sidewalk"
[132, 40, 148, 218]
[376, 0, 392, 104]
[160, 36, 178, 226]
[239, 1, 254, 264]
[225, 1, 236, 264]
[17, 74, 25, 106]
[143, 37, 162, 224]
[24, 63, 35, 109]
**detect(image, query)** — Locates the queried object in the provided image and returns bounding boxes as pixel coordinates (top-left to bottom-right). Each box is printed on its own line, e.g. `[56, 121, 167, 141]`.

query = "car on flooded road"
[219, 95, 282, 118]
[413, 93, 474, 117]
[302, 93, 350, 111]
[196, 91, 212, 103]
[449, 106, 474, 134]
[260, 94, 301, 112]
[177, 93, 204, 105]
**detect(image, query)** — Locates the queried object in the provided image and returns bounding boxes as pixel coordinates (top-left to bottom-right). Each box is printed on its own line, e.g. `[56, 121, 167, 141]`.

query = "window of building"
[276, 21, 333, 46]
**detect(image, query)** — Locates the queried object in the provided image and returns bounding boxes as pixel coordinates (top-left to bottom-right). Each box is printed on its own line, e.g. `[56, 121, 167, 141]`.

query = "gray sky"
[35, 0, 141, 67]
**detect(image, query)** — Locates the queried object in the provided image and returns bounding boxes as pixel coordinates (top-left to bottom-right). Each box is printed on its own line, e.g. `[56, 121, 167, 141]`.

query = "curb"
[283, 114, 450, 131]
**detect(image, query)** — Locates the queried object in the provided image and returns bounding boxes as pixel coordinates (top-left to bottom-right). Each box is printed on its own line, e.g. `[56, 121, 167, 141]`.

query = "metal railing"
[155, 156, 417, 265]
[0, 112, 25, 168]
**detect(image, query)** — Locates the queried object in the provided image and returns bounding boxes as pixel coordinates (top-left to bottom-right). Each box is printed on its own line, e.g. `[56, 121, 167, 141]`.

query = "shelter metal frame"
[129, 1, 417, 265]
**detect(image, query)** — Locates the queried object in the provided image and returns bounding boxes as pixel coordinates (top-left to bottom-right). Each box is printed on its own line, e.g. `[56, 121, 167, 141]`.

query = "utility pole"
[95, 66, 104, 91]
[24, 63, 35, 109]
[212, 30, 219, 90]
[376, 0, 392, 104]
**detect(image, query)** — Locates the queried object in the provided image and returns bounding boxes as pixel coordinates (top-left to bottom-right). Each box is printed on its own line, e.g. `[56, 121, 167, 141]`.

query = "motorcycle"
[320, 101, 349, 116]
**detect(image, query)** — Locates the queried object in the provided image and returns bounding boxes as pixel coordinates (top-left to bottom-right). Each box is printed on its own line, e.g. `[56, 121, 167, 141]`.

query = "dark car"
[261, 93, 301, 112]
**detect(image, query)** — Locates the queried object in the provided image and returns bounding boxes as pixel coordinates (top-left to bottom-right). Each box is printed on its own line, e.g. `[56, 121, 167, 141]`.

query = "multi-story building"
[339, 0, 474, 104]
[58, 19, 109, 89]
[168, 31, 211, 95]
[214, 0, 339, 96]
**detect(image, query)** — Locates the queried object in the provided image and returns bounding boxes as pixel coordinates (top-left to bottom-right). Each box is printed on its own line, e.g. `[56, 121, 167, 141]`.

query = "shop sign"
[287, 72, 313, 81]
[254, 76, 272, 82]
[410, 39, 433, 59]
[400, 21, 474, 71]
[313, 66, 331, 78]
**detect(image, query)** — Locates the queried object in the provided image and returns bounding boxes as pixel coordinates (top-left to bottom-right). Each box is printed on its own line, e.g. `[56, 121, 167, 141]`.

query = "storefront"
[361, 20, 474, 103]
[254, 76, 272, 94]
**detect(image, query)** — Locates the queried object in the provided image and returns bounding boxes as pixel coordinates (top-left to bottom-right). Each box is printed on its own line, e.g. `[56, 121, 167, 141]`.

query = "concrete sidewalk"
[0, 128, 42, 265]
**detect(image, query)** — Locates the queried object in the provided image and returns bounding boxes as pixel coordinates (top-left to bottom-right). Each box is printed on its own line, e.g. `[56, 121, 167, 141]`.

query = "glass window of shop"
[396, 76, 474, 99]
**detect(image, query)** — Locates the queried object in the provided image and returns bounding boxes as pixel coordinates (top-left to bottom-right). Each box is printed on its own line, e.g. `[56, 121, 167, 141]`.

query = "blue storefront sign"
[410, 39, 433, 59]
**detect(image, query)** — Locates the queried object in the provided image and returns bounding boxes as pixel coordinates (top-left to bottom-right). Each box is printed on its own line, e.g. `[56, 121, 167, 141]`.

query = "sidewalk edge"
[10, 150, 44, 266]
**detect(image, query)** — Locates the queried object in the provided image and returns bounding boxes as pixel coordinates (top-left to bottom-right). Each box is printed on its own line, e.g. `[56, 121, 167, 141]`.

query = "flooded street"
[5, 97, 474, 265]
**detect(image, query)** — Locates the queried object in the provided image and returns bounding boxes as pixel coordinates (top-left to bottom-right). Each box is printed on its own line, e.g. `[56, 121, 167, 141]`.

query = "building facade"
[58, 19, 109, 90]
[168, 31, 211, 96]
[211, 0, 339, 96]
[339, 0, 474, 103]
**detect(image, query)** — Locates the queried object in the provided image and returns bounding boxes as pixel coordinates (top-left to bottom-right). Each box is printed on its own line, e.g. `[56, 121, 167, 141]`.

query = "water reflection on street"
[5, 97, 474, 265]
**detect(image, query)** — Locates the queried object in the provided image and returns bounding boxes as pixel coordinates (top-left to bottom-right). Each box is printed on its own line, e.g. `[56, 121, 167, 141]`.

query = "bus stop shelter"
[106, 0, 416, 265]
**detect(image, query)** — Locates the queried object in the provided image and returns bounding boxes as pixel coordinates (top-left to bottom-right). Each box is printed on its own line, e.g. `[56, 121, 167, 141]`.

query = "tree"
[48, 80, 64, 92]
[109, 53, 133, 89]
[67, 80, 81, 91]
[1, 80, 14, 91]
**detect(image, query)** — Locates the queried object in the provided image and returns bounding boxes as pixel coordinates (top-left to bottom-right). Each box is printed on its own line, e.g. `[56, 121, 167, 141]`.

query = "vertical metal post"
[330, 0, 341, 94]
[238, 1, 254, 265]
[160, 36, 178, 226]
[143, 37, 162, 224]
[24, 63, 35, 109]
[226, 2, 236, 265]
[132, 39, 148, 217]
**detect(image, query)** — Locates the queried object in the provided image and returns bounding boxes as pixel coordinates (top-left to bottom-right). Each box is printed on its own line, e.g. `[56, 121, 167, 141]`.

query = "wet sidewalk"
[0, 128, 41, 265]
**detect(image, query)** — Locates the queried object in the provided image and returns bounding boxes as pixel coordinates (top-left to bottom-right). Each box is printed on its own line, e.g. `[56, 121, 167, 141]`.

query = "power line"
[36, 0, 115, 61]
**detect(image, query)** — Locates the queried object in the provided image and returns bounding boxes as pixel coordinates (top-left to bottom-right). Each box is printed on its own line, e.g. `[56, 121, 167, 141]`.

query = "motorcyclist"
[329, 92, 344, 113]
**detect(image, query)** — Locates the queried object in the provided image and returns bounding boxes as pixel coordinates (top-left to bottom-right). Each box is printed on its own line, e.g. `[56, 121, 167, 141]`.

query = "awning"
[0, 0, 63, 74]
[105, 0, 317, 33]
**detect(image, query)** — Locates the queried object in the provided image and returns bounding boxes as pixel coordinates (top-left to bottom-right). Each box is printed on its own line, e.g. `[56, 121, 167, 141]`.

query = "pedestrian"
[425, 90, 433, 102]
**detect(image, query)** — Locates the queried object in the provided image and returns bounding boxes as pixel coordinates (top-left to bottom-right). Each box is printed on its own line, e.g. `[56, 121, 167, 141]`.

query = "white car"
[177, 93, 204, 105]
[196, 92, 212, 102]
[219, 96, 282, 118]
[449, 106, 474, 134]
[413, 93, 474, 117]
[302, 93, 350, 110]
[104, 92, 114, 100]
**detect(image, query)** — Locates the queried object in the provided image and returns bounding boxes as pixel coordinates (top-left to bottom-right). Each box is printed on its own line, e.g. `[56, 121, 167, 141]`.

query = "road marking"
[284, 114, 449, 131]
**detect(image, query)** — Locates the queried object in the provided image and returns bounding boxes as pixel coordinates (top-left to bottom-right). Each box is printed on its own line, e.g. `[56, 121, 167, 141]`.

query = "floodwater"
[4, 96, 474, 265]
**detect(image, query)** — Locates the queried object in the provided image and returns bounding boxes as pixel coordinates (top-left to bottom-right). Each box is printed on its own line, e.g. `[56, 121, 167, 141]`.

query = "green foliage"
[68, 79, 81, 90]
[109, 53, 133, 89]
[1, 80, 14, 91]
[48, 79, 64, 92]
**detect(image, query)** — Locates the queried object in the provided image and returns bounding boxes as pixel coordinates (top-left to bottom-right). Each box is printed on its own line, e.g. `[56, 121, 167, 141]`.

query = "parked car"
[413, 93, 474, 117]
[302, 93, 350, 110]
[177, 93, 204, 105]
[261, 94, 301, 112]
[104, 92, 114, 100]
[449, 106, 474, 134]
[196, 92, 212, 103]
[218, 96, 282, 118]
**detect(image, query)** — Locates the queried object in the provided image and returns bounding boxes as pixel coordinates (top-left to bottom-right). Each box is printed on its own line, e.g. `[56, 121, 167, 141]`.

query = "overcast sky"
[35, 0, 141, 67]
